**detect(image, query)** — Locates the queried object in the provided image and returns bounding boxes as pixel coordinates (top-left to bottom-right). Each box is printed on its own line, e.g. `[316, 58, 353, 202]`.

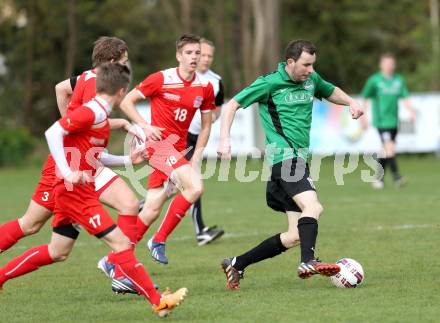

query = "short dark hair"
[380, 52, 395, 60]
[176, 33, 201, 52]
[92, 36, 128, 68]
[96, 63, 131, 95]
[284, 39, 316, 61]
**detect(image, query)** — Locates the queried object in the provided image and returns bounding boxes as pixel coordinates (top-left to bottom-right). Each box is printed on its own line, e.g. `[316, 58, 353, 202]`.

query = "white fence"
[310, 94, 440, 154]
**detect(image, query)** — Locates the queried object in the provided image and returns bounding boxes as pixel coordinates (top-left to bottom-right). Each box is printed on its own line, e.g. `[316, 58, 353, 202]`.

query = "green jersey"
[361, 72, 409, 129]
[234, 62, 335, 165]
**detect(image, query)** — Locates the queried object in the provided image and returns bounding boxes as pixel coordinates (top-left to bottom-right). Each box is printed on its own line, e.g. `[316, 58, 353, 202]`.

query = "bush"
[0, 128, 36, 166]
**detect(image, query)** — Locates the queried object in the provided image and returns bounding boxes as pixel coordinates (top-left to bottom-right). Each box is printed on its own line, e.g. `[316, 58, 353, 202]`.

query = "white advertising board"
[310, 94, 440, 154]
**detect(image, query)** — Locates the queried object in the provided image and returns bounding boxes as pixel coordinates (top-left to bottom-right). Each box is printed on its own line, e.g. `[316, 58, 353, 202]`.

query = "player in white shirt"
[187, 38, 225, 245]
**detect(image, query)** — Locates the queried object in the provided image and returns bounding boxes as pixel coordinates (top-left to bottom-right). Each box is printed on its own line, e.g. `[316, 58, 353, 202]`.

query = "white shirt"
[188, 69, 223, 135]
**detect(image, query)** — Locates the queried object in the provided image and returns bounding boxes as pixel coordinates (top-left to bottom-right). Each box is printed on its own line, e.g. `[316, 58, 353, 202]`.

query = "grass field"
[0, 155, 439, 322]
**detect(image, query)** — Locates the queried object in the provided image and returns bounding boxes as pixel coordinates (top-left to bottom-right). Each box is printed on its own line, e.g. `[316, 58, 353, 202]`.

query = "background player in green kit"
[361, 53, 416, 189]
[217, 39, 364, 290]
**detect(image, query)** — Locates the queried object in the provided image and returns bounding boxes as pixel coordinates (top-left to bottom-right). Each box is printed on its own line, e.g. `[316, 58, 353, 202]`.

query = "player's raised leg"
[97, 171, 140, 288]
[0, 199, 52, 253]
[137, 186, 169, 239]
[293, 191, 340, 279]
[139, 187, 172, 264]
[102, 226, 187, 317]
[222, 211, 300, 290]
[97, 169, 139, 242]
[149, 165, 203, 264]
[0, 229, 77, 289]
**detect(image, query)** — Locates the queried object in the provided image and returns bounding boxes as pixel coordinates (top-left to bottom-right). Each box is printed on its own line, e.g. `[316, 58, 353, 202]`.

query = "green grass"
[0, 155, 439, 322]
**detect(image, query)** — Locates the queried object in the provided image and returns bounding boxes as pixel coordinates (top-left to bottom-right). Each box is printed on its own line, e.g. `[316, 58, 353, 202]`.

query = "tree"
[430, 0, 440, 89]
[0, 0, 437, 137]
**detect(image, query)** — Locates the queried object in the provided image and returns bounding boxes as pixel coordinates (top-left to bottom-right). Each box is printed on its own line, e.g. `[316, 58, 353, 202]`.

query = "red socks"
[0, 245, 53, 287]
[154, 193, 192, 243]
[112, 214, 138, 278]
[136, 216, 150, 243]
[108, 248, 161, 305]
[116, 214, 137, 245]
[0, 219, 25, 253]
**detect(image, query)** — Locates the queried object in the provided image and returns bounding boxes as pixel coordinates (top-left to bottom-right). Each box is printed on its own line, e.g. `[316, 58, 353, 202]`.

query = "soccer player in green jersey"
[361, 53, 416, 189]
[217, 39, 363, 289]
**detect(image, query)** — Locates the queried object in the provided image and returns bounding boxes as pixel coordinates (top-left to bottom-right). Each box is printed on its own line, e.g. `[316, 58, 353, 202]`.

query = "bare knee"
[48, 247, 70, 262]
[384, 142, 396, 157]
[280, 231, 300, 249]
[183, 184, 203, 202]
[19, 216, 46, 236]
[302, 202, 324, 219]
[140, 206, 161, 225]
[115, 197, 139, 215]
[111, 235, 131, 253]
[190, 187, 203, 200]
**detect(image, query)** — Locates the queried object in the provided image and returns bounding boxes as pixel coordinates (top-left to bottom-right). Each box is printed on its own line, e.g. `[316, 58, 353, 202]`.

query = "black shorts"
[266, 158, 316, 213]
[378, 128, 398, 143]
[185, 132, 198, 160]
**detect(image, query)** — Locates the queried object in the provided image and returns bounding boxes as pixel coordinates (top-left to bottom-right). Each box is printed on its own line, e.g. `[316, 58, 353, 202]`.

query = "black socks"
[378, 156, 401, 181]
[233, 217, 319, 270]
[297, 217, 318, 263]
[233, 233, 287, 271]
[387, 157, 401, 180]
[378, 158, 387, 181]
[191, 198, 205, 234]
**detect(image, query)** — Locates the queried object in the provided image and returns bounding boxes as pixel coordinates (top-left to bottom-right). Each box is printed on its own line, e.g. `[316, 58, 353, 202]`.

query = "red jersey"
[67, 69, 97, 113]
[135, 67, 215, 151]
[59, 97, 111, 176]
[39, 69, 97, 186]
[52, 96, 115, 236]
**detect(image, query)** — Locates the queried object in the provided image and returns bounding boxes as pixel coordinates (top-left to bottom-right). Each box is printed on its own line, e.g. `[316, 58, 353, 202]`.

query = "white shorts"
[94, 167, 119, 196]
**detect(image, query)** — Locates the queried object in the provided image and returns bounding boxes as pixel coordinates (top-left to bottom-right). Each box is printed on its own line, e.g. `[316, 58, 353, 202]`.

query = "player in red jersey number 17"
[0, 63, 187, 317]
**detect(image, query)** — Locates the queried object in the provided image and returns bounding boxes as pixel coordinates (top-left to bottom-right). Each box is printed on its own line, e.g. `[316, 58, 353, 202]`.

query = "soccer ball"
[330, 258, 364, 288]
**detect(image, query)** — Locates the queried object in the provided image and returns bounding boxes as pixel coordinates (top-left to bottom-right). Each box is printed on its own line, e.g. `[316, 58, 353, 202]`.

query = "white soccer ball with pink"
[330, 258, 364, 288]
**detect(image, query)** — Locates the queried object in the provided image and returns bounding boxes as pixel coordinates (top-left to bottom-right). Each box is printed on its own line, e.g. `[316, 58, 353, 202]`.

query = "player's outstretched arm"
[99, 148, 145, 167]
[217, 98, 240, 159]
[120, 89, 148, 126]
[120, 89, 164, 141]
[55, 78, 73, 117]
[327, 87, 364, 119]
[108, 118, 144, 142]
[211, 105, 222, 123]
[108, 118, 131, 130]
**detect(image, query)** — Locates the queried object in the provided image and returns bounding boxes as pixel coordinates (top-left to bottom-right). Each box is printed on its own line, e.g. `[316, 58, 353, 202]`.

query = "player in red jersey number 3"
[0, 63, 187, 317]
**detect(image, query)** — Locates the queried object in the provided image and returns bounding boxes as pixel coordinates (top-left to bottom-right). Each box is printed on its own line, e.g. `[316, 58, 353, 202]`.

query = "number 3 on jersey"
[174, 108, 187, 122]
[41, 191, 50, 202]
